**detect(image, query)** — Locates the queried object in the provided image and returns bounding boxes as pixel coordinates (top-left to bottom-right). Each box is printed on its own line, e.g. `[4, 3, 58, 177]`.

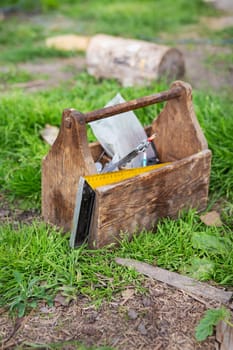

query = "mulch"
[0, 279, 218, 350]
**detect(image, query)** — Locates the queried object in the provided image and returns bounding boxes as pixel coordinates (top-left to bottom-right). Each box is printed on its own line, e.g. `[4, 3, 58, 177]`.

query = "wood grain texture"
[86, 34, 185, 86]
[42, 81, 211, 245]
[42, 108, 97, 231]
[83, 86, 182, 123]
[115, 258, 233, 304]
[88, 150, 211, 248]
[151, 80, 208, 162]
[216, 320, 233, 350]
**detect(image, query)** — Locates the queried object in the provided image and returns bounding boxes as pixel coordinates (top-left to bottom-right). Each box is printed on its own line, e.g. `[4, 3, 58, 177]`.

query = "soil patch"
[13, 57, 86, 92]
[0, 194, 40, 225]
[180, 44, 233, 91]
[0, 279, 218, 350]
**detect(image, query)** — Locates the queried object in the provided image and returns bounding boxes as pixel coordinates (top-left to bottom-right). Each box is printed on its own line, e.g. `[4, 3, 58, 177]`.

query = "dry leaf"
[40, 124, 59, 145]
[54, 292, 70, 307]
[200, 211, 223, 227]
[121, 288, 135, 305]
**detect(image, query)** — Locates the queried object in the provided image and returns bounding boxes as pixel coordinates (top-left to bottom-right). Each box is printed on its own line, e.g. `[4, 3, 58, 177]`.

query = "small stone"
[138, 322, 147, 336]
[153, 290, 164, 298]
[128, 309, 138, 320]
[54, 292, 70, 306]
[142, 296, 151, 307]
[40, 306, 55, 314]
[82, 325, 99, 336]
[87, 311, 98, 323]
[0, 210, 10, 217]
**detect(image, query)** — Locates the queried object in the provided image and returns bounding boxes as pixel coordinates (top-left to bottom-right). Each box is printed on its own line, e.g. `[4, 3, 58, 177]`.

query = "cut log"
[115, 258, 233, 304]
[86, 34, 185, 86]
[46, 34, 90, 52]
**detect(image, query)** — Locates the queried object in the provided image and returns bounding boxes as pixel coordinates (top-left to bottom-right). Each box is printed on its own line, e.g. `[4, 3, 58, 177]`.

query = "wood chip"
[54, 292, 70, 307]
[121, 288, 135, 305]
[128, 309, 138, 320]
[115, 258, 232, 304]
[138, 322, 147, 336]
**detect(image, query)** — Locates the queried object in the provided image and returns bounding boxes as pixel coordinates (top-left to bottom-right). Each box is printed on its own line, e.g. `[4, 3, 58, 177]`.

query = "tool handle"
[82, 86, 182, 123]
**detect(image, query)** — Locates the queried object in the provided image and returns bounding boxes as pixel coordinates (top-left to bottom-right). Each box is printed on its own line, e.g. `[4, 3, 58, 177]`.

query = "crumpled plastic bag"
[89, 93, 155, 169]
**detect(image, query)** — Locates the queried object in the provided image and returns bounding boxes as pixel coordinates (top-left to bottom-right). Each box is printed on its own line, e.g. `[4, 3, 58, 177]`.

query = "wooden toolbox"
[42, 81, 211, 248]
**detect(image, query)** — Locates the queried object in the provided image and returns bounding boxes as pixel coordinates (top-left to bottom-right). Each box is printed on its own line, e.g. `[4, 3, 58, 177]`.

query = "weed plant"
[0, 20, 77, 64]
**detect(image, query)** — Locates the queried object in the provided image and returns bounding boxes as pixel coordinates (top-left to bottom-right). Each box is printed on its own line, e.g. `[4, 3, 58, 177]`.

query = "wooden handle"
[82, 86, 182, 123]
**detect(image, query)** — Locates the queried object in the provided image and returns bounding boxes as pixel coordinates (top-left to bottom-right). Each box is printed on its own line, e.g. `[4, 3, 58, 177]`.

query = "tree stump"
[86, 34, 185, 86]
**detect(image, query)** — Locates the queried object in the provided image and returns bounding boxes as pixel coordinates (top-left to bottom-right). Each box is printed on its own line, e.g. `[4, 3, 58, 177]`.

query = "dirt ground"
[0, 277, 219, 350]
[1, 6, 233, 350]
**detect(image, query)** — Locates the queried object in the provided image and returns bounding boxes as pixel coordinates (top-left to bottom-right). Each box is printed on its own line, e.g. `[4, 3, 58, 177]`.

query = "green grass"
[0, 20, 77, 64]
[0, 0, 219, 64]
[212, 26, 233, 41]
[205, 52, 233, 72]
[1, 77, 232, 318]
[120, 211, 233, 286]
[0, 211, 232, 317]
[60, 0, 217, 38]
[0, 74, 165, 208]
[0, 67, 50, 87]
[0, 75, 232, 209]
[0, 221, 143, 316]
[194, 92, 233, 200]
[0, 0, 58, 12]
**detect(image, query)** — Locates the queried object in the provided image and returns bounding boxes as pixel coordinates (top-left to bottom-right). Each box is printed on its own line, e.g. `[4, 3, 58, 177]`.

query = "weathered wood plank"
[115, 258, 233, 304]
[216, 320, 233, 350]
[88, 150, 211, 248]
[152, 81, 208, 162]
[42, 81, 211, 247]
[42, 109, 97, 231]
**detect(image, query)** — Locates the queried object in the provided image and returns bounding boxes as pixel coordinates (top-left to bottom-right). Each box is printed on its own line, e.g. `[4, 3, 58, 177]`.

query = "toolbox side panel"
[89, 150, 211, 248]
[152, 81, 208, 162]
[42, 109, 96, 231]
